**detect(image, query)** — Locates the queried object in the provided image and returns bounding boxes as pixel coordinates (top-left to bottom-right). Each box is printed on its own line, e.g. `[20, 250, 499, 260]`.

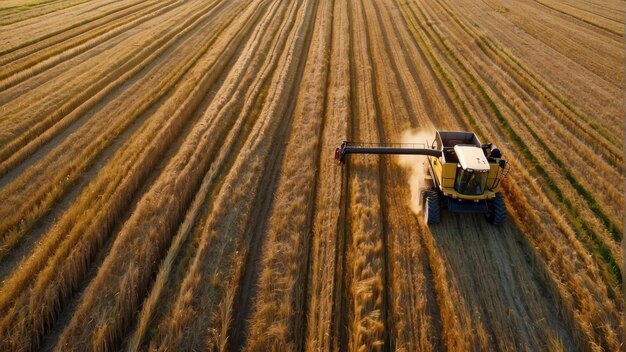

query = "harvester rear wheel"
[485, 193, 506, 225]
[424, 191, 441, 224]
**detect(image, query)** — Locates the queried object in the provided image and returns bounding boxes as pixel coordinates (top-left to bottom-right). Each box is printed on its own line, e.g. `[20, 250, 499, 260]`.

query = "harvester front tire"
[424, 191, 441, 224]
[486, 193, 506, 226]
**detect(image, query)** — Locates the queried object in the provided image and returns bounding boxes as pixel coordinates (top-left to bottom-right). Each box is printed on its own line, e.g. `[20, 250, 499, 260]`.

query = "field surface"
[0, 0, 624, 351]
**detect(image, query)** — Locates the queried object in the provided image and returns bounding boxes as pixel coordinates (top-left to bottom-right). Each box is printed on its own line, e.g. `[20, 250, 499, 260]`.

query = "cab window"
[455, 168, 487, 195]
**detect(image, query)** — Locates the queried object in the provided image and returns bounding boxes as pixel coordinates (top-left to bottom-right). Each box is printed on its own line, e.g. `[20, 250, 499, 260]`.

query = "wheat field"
[0, 0, 623, 351]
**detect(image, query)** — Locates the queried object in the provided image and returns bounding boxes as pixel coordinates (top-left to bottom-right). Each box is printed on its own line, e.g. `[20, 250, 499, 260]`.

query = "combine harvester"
[335, 131, 510, 225]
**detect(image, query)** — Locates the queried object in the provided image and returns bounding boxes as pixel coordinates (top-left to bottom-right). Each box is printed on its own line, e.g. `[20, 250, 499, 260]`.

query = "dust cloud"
[395, 129, 436, 214]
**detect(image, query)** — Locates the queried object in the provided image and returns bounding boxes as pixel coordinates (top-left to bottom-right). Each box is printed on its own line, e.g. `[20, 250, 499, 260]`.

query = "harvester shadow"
[425, 212, 575, 350]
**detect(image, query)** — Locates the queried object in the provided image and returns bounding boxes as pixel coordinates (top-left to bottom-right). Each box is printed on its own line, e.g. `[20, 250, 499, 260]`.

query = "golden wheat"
[0, 0, 622, 350]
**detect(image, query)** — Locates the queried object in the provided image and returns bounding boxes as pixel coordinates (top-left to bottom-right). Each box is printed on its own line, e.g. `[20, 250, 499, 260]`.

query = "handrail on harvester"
[335, 141, 442, 164]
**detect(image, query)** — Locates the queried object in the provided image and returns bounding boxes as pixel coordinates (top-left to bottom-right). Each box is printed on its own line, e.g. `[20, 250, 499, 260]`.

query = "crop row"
[303, 0, 352, 349]
[360, 0, 432, 349]
[239, 0, 330, 349]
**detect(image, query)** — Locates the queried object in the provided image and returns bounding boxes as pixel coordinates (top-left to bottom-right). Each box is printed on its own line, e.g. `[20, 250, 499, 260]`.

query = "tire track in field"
[379, 2, 481, 348]
[376, 5, 473, 347]
[334, 1, 363, 349]
[363, 0, 450, 348]
[382, 1, 464, 130]
[334, 5, 355, 343]
[342, 0, 389, 349]
[230, 0, 326, 348]
[303, 0, 351, 349]
[207, 0, 316, 346]
[430, 217, 576, 350]
[357, 0, 402, 349]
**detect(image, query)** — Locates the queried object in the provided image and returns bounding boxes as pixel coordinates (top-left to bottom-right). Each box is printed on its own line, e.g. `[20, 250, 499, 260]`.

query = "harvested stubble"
[0, 0, 622, 350]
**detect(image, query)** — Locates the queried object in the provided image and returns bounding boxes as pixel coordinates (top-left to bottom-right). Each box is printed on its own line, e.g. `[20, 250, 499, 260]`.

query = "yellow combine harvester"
[335, 131, 510, 225]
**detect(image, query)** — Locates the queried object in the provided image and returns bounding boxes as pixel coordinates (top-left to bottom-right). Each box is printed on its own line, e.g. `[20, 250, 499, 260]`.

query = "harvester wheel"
[424, 191, 441, 224]
[485, 193, 506, 225]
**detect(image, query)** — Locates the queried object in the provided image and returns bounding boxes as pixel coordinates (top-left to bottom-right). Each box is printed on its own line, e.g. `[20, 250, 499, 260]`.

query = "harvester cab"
[335, 131, 510, 225]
